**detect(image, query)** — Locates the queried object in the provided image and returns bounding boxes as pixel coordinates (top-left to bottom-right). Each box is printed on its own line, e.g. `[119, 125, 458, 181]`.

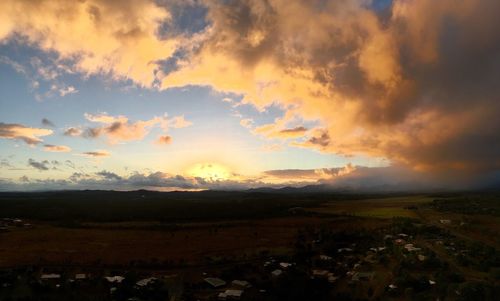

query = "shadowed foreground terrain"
[0, 190, 499, 300]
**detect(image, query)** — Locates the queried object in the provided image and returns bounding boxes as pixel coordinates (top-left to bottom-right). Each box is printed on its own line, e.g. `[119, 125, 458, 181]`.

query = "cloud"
[155, 135, 172, 145]
[96, 170, 123, 181]
[82, 113, 167, 143]
[68, 112, 192, 144]
[0, 159, 13, 169]
[291, 129, 331, 149]
[43, 144, 71, 152]
[57, 85, 78, 97]
[264, 164, 356, 182]
[41, 118, 55, 127]
[63, 127, 82, 137]
[28, 158, 49, 171]
[168, 115, 192, 128]
[0, 0, 178, 87]
[261, 143, 283, 152]
[278, 126, 308, 138]
[1, 163, 498, 192]
[2, 0, 500, 177]
[157, 0, 500, 175]
[81, 150, 111, 158]
[254, 124, 308, 139]
[0, 122, 53, 145]
[240, 118, 254, 128]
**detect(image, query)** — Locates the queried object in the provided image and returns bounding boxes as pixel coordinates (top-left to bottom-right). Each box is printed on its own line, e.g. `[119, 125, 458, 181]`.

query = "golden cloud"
[155, 135, 172, 145]
[159, 0, 500, 173]
[0, 0, 176, 86]
[82, 113, 168, 144]
[81, 150, 111, 158]
[0, 122, 53, 145]
[43, 144, 71, 152]
[3, 0, 500, 174]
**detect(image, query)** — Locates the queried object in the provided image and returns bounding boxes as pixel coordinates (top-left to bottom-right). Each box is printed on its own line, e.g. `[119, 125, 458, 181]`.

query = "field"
[306, 195, 434, 218]
[0, 190, 499, 300]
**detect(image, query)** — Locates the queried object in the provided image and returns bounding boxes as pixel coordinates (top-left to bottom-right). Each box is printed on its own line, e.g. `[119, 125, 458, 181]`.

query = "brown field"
[0, 216, 387, 268]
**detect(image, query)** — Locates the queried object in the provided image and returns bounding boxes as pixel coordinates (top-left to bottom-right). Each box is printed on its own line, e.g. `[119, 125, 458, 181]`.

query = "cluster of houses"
[203, 277, 252, 300]
[35, 272, 170, 297]
[0, 218, 32, 231]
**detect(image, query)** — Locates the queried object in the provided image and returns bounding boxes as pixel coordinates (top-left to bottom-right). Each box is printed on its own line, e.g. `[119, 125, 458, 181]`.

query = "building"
[204, 277, 226, 288]
[279, 262, 292, 269]
[136, 277, 157, 287]
[231, 280, 251, 288]
[218, 289, 244, 300]
[105, 276, 125, 283]
[74, 273, 87, 280]
[351, 272, 375, 281]
[40, 273, 61, 280]
[271, 269, 283, 277]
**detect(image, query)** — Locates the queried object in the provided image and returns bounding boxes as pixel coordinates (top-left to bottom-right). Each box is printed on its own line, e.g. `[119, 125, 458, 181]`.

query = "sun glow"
[187, 163, 232, 181]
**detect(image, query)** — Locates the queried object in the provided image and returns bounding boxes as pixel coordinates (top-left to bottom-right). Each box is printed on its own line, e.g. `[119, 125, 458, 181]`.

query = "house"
[218, 289, 244, 300]
[105, 276, 125, 284]
[440, 219, 451, 225]
[319, 255, 332, 261]
[279, 262, 292, 269]
[40, 273, 61, 280]
[418, 254, 426, 261]
[204, 277, 226, 288]
[404, 244, 421, 252]
[328, 275, 338, 283]
[225, 289, 244, 299]
[312, 269, 329, 278]
[351, 272, 374, 281]
[136, 277, 157, 287]
[271, 269, 283, 277]
[74, 273, 87, 280]
[338, 248, 353, 253]
[232, 280, 251, 288]
[394, 239, 405, 245]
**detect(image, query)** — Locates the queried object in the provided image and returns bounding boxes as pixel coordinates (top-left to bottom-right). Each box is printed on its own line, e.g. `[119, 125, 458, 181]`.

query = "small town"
[1, 196, 499, 301]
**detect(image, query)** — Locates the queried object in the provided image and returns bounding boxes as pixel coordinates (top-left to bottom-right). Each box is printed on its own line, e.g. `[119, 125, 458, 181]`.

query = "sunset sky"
[1, 0, 499, 191]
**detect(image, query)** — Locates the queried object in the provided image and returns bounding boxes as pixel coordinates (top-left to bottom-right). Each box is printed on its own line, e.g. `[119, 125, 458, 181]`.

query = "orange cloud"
[0, 122, 53, 145]
[81, 150, 110, 158]
[79, 113, 192, 144]
[155, 135, 172, 145]
[82, 113, 169, 144]
[159, 0, 500, 173]
[3, 0, 500, 174]
[43, 144, 71, 152]
[0, 0, 177, 87]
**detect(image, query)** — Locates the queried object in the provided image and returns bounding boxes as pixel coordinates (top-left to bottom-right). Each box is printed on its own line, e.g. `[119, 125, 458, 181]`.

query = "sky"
[0, 0, 499, 191]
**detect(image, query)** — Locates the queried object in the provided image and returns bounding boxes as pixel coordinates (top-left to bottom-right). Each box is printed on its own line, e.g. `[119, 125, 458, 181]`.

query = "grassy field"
[307, 195, 435, 219]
